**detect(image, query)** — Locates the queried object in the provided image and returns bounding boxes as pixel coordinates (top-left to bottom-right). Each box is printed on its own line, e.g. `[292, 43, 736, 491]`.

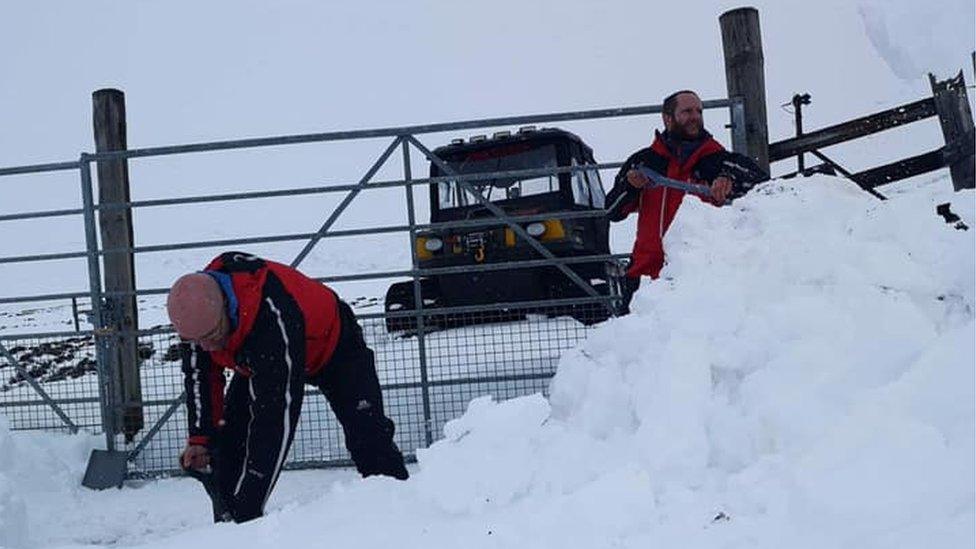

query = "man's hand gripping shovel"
[181, 445, 234, 523]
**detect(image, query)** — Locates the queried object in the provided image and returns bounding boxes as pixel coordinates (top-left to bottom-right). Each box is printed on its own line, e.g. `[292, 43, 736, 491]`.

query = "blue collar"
[202, 270, 239, 329]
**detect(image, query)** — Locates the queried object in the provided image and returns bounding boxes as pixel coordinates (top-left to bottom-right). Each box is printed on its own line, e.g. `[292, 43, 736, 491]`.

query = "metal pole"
[80, 155, 116, 452]
[72, 297, 80, 332]
[401, 138, 434, 446]
[792, 93, 811, 173]
[127, 391, 186, 462]
[809, 150, 887, 200]
[291, 137, 403, 268]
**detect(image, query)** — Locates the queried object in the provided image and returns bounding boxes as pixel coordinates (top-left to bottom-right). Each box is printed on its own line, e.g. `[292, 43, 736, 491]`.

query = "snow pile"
[0, 416, 29, 548]
[0, 417, 99, 548]
[416, 177, 975, 546]
[3, 178, 975, 548]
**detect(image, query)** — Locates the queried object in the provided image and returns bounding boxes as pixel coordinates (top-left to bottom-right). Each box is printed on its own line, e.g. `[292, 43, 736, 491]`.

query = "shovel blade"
[82, 449, 128, 489]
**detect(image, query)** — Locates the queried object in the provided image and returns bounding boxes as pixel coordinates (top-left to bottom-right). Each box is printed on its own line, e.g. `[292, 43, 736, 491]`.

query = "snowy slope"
[1, 176, 972, 548]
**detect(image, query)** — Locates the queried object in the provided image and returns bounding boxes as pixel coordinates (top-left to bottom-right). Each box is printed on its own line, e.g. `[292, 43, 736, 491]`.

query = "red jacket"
[204, 253, 340, 377]
[183, 252, 340, 445]
[610, 132, 725, 278]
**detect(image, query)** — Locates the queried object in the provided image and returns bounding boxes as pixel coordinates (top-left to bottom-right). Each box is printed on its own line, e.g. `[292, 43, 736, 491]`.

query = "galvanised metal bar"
[316, 251, 630, 284]
[110, 233, 329, 257]
[0, 290, 90, 306]
[93, 161, 626, 213]
[95, 249, 628, 302]
[809, 150, 886, 200]
[410, 370, 557, 389]
[126, 390, 186, 462]
[83, 100, 733, 162]
[373, 370, 558, 392]
[0, 204, 609, 265]
[79, 155, 117, 452]
[0, 250, 90, 265]
[94, 207, 616, 258]
[0, 341, 79, 433]
[7, 250, 627, 311]
[0, 396, 99, 408]
[406, 135, 603, 302]
[372, 293, 618, 321]
[0, 329, 96, 342]
[291, 136, 403, 268]
[401, 138, 434, 446]
[0, 207, 85, 223]
[0, 160, 80, 177]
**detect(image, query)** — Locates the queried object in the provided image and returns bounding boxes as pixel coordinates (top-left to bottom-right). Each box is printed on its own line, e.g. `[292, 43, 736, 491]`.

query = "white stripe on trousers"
[233, 377, 257, 497]
[231, 297, 297, 507]
[262, 297, 295, 507]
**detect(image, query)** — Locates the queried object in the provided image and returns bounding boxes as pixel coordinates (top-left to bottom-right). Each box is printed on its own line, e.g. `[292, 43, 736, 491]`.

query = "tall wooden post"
[929, 72, 975, 191]
[92, 89, 143, 441]
[720, 7, 770, 172]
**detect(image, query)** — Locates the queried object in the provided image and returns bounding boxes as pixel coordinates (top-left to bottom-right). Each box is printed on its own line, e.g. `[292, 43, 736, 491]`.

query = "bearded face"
[664, 93, 704, 140]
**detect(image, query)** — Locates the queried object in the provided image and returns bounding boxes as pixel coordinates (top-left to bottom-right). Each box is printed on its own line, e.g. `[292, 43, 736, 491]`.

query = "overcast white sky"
[0, 0, 972, 302]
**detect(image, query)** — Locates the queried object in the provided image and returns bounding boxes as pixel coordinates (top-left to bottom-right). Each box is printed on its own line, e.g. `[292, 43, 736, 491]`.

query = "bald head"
[166, 273, 227, 343]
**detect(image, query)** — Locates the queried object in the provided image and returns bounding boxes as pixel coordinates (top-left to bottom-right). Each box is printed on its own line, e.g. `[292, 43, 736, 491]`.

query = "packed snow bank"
[0, 416, 30, 548]
[6, 177, 976, 548]
[423, 176, 976, 547]
[0, 416, 100, 548]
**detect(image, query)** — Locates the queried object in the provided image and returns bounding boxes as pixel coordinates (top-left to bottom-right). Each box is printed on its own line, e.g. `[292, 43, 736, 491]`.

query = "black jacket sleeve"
[182, 342, 225, 446]
[606, 148, 669, 221]
[693, 151, 769, 201]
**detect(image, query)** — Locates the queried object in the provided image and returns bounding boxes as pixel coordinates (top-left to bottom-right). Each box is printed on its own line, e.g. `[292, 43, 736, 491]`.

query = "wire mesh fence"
[115, 302, 605, 476]
[0, 302, 605, 476]
[0, 333, 101, 433]
[0, 98, 746, 482]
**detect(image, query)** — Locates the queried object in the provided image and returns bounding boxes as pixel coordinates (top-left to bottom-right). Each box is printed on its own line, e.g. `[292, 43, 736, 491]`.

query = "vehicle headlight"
[424, 237, 444, 252]
[526, 222, 547, 237]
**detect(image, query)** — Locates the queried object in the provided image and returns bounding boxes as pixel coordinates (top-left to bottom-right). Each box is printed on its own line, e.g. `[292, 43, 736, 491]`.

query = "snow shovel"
[633, 165, 717, 198]
[183, 456, 234, 523]
[605, 166, 723, 214]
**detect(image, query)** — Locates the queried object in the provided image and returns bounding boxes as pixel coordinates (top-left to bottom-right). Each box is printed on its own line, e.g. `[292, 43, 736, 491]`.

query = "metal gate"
[0, 98, 746, 478]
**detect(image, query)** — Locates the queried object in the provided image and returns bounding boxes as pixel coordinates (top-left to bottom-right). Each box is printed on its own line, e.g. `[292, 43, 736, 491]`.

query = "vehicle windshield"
[436, 143, 559, 209]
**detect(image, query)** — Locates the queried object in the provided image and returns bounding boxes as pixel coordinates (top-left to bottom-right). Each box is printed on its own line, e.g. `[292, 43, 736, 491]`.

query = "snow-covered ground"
[1, 176, 973, 548]
[1, 0, 974, 547]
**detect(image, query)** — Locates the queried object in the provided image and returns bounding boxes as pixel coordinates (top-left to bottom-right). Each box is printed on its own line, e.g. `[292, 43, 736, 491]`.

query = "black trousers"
[308, 300, 409, 480]
[209, 299, 408, 523]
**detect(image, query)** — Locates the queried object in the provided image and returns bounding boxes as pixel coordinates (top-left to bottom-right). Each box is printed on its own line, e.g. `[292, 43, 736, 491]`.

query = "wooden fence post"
[92, 89, 143, 441]
[720, 7, 770, 172]
[929, 72, 975, 191]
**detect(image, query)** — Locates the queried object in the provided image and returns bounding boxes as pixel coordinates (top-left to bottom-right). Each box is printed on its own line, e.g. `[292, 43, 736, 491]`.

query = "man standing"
[167, 252, 408, 523]
[606, 90, 764, 311]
